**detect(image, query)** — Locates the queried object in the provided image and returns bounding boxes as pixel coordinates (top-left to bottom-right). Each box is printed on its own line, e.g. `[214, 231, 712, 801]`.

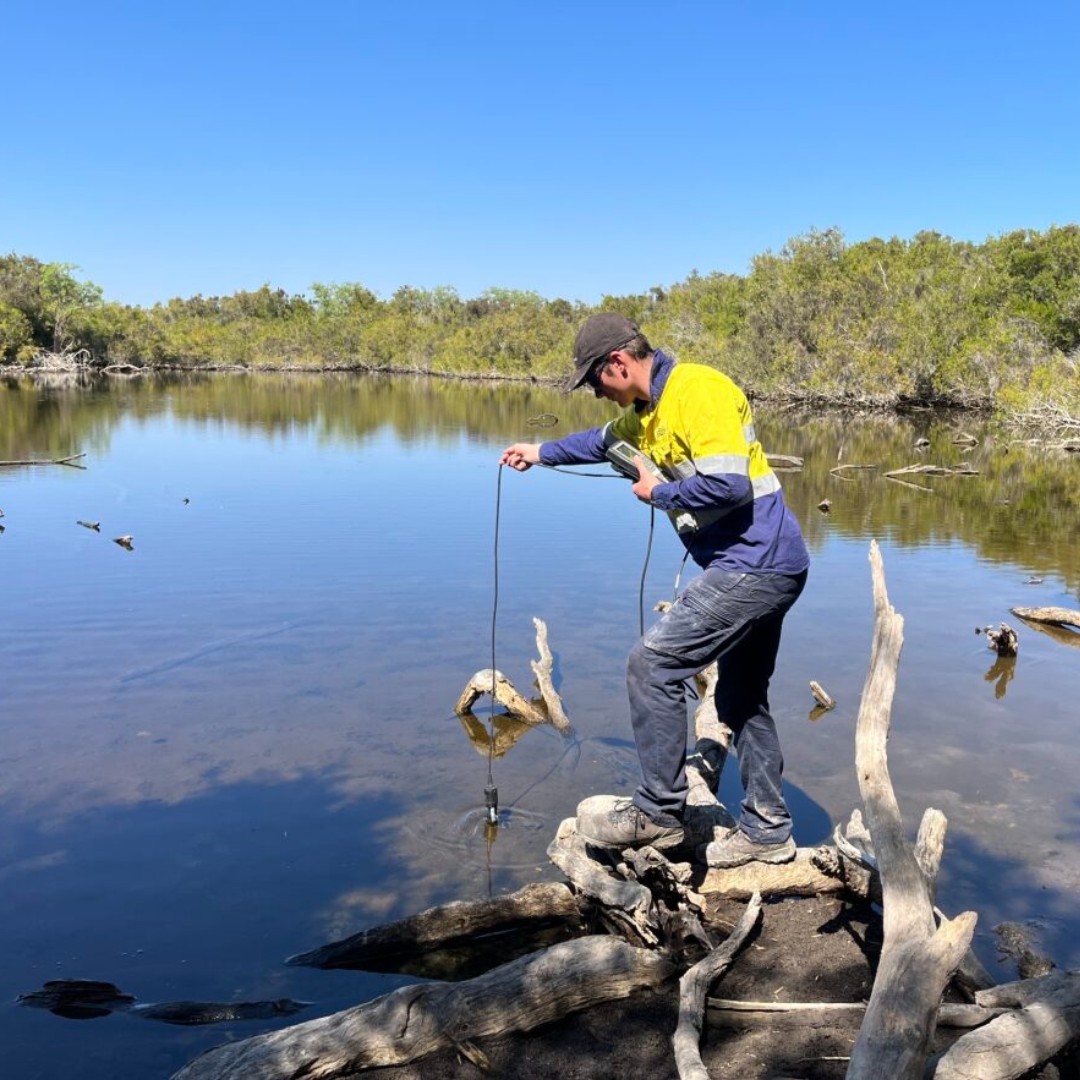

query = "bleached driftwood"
[884, 462, 978, 478]
[285, 882, 581, 969]
[529, 616, 573, 734]
[673, 892, 762, 1080]
[454, 669, 546, 724]
[703, 850, 856, 900]
[546, 817, 659, 946]
[169, 936, 674, 1080]
[455, 617, 573, 732]
[1010, 605, 1080, 633]
[810, 679, 836, 710]
[821, 810, 994, 1001]
[0, 452, 86, 468]
[766, 453, 804, 469]
[830, 463, 878, 482]
[932, 970, 1080, 1080]
[846, 541, 977, 1080]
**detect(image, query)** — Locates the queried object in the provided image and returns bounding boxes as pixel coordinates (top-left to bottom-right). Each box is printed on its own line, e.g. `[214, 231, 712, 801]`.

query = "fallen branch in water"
[0, 452, 85, 468]
[1009, 606, 1080, 633]
[829, 463, 878, 481]
[455, 617, 572, 732]
[884, 462, 978, 478]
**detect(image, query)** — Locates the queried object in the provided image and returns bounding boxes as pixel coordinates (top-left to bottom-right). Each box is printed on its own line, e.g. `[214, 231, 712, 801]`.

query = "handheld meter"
[604, 439, 698, 534]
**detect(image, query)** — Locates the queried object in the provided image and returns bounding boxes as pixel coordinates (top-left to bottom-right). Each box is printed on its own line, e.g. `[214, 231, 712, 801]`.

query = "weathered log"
[285, 882, 582, 969]
[846, 541, 977, 1080]
[1009, 605, 1080, 632]
[547, 817, 659, 945]
[170, 936, 675, 1080]
[931, 971, 1080, 1080]
[810, 680, 836, 710]
[884, 462, 979, 477]
[0, 452, 86, 468]
[985, 623, 1019, 657]
[703, 849, 855, 899]
[454, 668, 546, 723]
[766, 453, 804, 468]
[673, 892, 762, 1080]
[529, 616, 573, 734]
[455, 618, 574, 733]
[706, 998, 1005, 1030]
[823, 812, 993, 1000]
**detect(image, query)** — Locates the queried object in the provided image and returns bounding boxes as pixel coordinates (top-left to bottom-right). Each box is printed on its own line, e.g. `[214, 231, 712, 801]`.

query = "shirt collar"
[634, 349, 676, 412]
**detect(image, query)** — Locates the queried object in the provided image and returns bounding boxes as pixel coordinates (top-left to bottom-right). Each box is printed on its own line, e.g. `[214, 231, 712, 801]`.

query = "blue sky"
[4, 1, 1077, 307]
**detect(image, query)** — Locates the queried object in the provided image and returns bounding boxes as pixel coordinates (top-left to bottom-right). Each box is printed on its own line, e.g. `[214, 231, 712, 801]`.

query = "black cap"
[564, 313, 640, 391]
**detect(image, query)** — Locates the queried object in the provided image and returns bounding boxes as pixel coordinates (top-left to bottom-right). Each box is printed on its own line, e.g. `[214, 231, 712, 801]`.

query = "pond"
[2, 371, 1080, 1078]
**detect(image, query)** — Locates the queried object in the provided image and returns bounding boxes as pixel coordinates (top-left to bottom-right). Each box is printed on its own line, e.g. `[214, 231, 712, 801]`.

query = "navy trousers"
[626, 567, 807, 841]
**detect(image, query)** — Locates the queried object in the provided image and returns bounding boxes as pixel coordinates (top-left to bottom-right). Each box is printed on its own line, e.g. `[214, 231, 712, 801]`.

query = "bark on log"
[673, 892, 763, 1080]
[171, 936, 674, 1080]
[931, 971, 1080, 1080]
[846, 541, 977, 1080]
[285, 882, 582, 969]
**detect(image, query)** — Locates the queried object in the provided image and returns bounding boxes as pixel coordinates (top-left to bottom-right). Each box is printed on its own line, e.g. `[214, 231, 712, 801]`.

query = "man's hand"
[631, 455, 661, 503]
[500, 442, 542, 471]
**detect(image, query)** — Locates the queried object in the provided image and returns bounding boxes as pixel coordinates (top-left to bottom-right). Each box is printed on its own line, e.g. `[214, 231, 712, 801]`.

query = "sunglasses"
[584, 359, 610, 389]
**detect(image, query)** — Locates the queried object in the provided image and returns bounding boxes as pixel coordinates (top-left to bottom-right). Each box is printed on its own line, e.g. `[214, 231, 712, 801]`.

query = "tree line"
[2, 226, 1078, 417]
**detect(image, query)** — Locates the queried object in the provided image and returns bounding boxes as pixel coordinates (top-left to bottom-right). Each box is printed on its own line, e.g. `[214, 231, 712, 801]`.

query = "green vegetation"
[3, 226, 1079, 421]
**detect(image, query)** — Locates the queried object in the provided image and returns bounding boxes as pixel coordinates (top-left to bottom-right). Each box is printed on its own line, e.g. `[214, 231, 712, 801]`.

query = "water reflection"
[4, 372, 1079, 590]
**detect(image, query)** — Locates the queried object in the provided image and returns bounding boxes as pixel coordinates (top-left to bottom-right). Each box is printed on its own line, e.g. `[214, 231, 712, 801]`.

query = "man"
[500, 313, 809, 867]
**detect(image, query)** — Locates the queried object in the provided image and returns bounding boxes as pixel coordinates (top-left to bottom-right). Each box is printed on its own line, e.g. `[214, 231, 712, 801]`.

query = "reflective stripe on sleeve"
[671, 453, 750, 480]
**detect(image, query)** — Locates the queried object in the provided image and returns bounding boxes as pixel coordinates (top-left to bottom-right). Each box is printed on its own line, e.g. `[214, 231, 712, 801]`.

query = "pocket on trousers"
[642, 572, 748, 664]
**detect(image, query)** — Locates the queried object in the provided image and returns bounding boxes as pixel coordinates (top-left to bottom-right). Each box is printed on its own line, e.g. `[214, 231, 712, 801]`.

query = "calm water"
[2, 372, 1080, 1078]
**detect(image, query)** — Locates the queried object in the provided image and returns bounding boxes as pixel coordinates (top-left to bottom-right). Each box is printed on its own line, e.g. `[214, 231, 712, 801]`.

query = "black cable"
[485, 465, 502, 824]
[536, 463, 623, 478]
[639, 505, 655, 636]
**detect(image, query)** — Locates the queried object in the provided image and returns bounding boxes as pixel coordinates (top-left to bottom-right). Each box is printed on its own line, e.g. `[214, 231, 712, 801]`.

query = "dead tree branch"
[846, 541, 977, 1080]
[674, 892, 763, 1080]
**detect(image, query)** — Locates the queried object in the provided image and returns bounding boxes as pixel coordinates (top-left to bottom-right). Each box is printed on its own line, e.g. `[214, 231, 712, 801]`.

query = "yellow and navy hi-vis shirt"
[540, 350, 809, 574]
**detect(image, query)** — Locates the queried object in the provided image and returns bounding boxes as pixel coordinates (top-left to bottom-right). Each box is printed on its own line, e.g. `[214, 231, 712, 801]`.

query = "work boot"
[705, 827, 796, 868]
[576, 795, 684, 851]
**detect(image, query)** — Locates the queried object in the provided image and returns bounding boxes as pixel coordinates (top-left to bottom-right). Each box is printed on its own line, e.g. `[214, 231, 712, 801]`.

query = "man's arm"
[500, 427, 609, 471]
[500, 443, 541, 471]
